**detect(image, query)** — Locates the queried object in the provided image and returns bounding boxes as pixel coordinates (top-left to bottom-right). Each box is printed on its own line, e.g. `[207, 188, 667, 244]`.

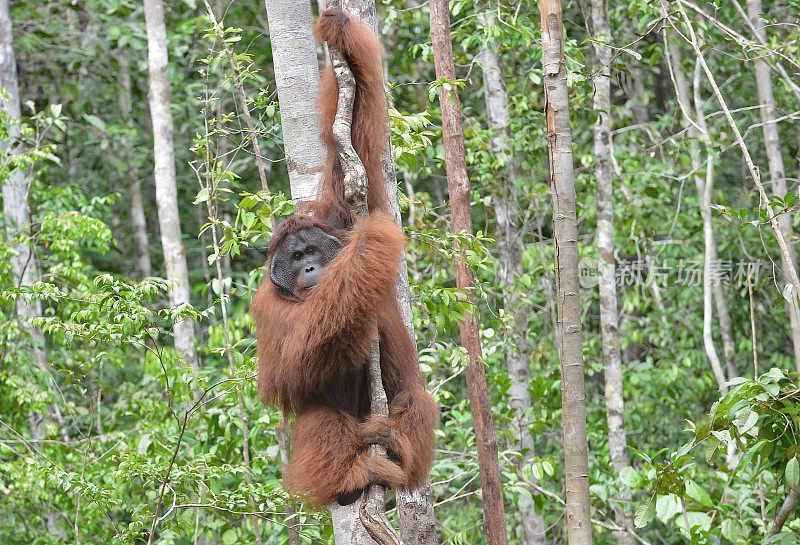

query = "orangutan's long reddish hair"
[251, 213, 439, 506]
[310, 9, 390, 228]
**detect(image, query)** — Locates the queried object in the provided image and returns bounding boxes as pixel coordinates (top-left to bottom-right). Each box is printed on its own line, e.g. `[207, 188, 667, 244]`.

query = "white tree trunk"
[478, 12, 546, 545]
[660, 13, 728, 391]
[746, 0, 800, 374]
[0, 0, 63, 536]
[0, 0, 44, 367]
[143, 0, 198, 369]
[118, 54, 152, 279]
[263, 0, 327, 204]
[590, 1, 634, 543]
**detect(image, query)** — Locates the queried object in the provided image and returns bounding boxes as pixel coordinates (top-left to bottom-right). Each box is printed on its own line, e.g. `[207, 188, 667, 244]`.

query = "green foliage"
[3, 0, 800, 543]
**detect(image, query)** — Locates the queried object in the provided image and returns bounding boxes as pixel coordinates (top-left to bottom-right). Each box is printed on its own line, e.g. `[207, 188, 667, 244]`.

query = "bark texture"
[539, 1, 592, 543]
[263, 0, 327, 204]
[143, 0, 198, 369]
[430, 2, 508, 544]
[746, 0, 800, 374]
[118, 54, 152, 279]
[478, 12, 545, 545]
[590, 1, 634, 542]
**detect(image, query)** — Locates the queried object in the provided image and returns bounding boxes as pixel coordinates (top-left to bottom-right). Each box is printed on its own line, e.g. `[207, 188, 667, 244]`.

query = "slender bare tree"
[539, 0, 592, 543]
[745, 0, 800, 375]
[118, 54, 152, 279]
[659, 7, 730, 391]
[590, 1, 633, 542]
[430, 2, 508, 544]
[143, 0, 198, 369]
[478, 11, 546, 545]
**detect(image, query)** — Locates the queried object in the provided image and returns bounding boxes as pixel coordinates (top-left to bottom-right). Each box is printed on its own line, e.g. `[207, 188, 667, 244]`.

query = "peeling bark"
[539, 1, 593, 543]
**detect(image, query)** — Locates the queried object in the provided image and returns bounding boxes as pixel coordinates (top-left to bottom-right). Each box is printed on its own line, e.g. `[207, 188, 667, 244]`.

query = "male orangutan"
[250, 9, 438, 507]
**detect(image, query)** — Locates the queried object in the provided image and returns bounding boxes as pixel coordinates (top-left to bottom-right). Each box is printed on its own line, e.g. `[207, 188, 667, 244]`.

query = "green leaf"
[619, 466, 641, 488]
[194, 188, 210, 204]
[734, 410, 759, 435]
[786, 457, 799, 489]
[222, 529, 237, 545]
[634, 496, 656, 528]
[685, 479, 713, 508]
[721, 519, 741, 542]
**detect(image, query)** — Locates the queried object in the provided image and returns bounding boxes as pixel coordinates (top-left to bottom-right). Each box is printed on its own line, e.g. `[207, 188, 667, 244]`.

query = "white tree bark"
[746, 0, 800, 374]
[660, 12, 728, 391]
[263, 0, 327, 204]
[0, 0, 44, 367]
[478, 12, 546, 545]
[118, 54, 152, 279]
[143, 0, 198, 369]
[590, 1, 634, 543]
[0, 0, 63, 536]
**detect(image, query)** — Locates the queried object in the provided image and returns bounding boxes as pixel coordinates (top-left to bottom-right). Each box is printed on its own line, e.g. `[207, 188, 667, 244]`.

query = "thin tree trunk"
[668, 1, 800, 300]
[0, 0, 44, 367]
[590, 1, 633, 543]
[276, 419, 301, 545]
[692, 66, 727, 394]
[143, 0, 198, 369]
[478, 12, 546, 545]
[430, 2, 508, 544]
[711, 252, 737, 380]
[539, 1, 592, 544]
[745, 0, 800, 375]
[334, 1, 439, 542]
[118, 54, 152, 279]
[0, 0, 63, 537]
[263, 0, 327, 204]
[660, 13, 728, 391]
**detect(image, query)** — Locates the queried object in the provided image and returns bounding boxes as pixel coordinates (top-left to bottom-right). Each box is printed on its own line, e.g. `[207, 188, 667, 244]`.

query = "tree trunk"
[539, 1, 592, 544]
[118, 54, 152, 279]
[263, 2, 328, 540]
[143, 0, 198, 369]
[590, 1, 633, 543]
[333, 1, 439, 542]
[659, 13, 728, 391]
[0, 0, 62, 536]
[478, 12, 546, 545]
[263, 0, 327, 204]
[430, 2, 508, 544]
[746, 0, 800, 375]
